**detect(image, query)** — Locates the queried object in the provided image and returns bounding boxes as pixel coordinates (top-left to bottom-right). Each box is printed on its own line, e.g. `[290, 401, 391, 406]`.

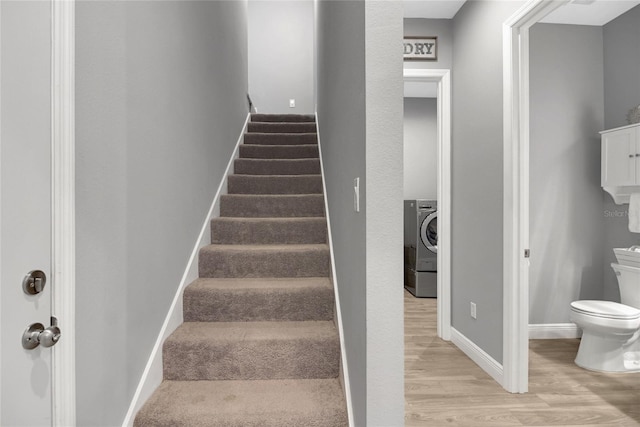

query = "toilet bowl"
[569, 262, 640, 373]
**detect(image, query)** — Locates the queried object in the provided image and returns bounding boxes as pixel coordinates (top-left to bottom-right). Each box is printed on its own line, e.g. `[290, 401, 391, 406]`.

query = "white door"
[1, 1, 54, 425]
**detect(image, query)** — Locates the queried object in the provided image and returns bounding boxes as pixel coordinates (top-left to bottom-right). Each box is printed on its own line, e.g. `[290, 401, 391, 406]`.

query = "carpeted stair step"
[228, 175, 322, 195]
[248, 122, 317, 133]
[234, 158, 320, 175]
[163, 321, 340, 381]
[220, 194, 324, 217]
[199, 244, 329, 278]
[133, 378, 348, 427]
[239, 144, 319, 159]
[244, 132, 317, 146]
[211, 217, 327, 244]
[183, 277, 334, 322]
[252, 113, 315, 123]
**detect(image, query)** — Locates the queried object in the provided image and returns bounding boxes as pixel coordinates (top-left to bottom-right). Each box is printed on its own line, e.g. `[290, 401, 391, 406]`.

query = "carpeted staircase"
[134, 114, 348, 427]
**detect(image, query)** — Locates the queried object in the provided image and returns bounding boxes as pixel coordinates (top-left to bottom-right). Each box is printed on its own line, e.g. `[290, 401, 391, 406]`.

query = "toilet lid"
[571, 300, 640, 320]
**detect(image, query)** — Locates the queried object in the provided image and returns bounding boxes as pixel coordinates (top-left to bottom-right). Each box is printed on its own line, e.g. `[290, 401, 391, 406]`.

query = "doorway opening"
[403, 69, 451, 339]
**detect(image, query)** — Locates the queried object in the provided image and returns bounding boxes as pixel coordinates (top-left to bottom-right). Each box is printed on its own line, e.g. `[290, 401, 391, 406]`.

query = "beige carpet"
[134, 114, 348, 427]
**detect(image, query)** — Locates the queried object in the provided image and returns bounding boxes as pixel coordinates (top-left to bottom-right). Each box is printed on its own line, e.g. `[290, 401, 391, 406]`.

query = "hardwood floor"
[404, 290, 640, 426]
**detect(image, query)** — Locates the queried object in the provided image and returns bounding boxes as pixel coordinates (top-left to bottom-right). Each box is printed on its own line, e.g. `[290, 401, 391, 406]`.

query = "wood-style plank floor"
[404, 290, 640, 426]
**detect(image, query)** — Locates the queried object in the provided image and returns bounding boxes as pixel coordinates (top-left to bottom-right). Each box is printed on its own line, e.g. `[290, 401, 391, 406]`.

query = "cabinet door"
[601, 127, 637, 187]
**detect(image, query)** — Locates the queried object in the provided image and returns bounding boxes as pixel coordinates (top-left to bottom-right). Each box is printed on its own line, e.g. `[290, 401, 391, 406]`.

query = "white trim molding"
[122, 114, 250, 427]
[403, 68, 452, 341]
[51, 0, 76, 425]
[315, 112, 354, 427]
[529, 323, 582, 339]
[451, 328, 504, 385]
[502, 0, 568, 394]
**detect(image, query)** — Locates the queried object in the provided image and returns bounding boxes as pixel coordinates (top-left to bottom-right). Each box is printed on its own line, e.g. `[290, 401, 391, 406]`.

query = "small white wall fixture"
[502, 0, 568, 394]
[403, 68, 451, 340]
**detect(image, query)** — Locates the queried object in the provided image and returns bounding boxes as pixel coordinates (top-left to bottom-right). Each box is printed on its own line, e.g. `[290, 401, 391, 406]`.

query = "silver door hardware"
[524, 249, 530, 258]
[22, 270, 46, 295]
[22, 316, 61, 349]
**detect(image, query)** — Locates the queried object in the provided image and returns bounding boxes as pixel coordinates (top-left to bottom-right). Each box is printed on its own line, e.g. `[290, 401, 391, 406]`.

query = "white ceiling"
[541, 0, 640, 26]
[403, 0, 639, 25]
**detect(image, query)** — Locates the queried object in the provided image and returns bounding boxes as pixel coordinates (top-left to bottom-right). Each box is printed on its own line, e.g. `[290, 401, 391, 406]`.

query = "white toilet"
[569, 248, 640, 373]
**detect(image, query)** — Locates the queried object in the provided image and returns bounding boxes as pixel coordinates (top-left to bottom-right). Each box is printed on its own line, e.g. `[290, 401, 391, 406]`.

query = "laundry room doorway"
[403, 69, 451, 339]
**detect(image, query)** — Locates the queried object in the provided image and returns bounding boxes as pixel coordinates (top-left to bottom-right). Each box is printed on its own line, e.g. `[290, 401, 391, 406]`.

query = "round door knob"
[21, 323, 61, 349]
[39, 326, 61, 348]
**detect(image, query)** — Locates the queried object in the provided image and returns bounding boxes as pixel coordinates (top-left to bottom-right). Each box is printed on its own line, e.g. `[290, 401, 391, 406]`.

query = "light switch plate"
[354, 177, 360, 212]
[289, 99, 295, 108]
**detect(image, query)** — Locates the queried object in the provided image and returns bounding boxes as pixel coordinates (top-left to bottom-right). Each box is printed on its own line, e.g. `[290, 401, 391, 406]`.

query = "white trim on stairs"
[121, 114, 250, 427]
[450, 327, 504, 386]
[315, 112, 354, 427]
[529, 323, 581, 339]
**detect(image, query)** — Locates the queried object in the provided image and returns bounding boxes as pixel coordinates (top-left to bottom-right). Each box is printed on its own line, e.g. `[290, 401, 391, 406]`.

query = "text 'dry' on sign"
[404, 37, 437, 61]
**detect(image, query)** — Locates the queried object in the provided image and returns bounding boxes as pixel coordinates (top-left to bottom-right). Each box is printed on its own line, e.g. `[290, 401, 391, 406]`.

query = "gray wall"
[404, 97, 437, 200]
[248, 0, 314, 114]
[316, 3, 366, 422]
[451, 0, 524, 364]
[316, 1, 404, 425]
[529, 23, 605, 324]
[404, 18, 453, 70]
[76, 2, 248, 425]
[602, 5, 640, 301]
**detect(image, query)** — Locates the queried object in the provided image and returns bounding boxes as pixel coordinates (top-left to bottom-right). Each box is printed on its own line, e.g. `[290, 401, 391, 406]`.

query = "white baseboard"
[315, 112, 354, 427]
[121, 114, 250, 427]
[529, 323, 582, 339]
[450, 327, 504, 385]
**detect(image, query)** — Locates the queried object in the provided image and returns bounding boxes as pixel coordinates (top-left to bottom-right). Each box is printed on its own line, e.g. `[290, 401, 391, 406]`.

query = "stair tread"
[212, 216, 325, 222]
[244, 133, 317, 146]
[168, 320, 338, 342]
[134, 378, 347, 427]
[241, 143, 319, 147]
[236, 158, 319, 161]
[229, 174, 321, 178]
[211, 217, 327, 245]
[189, 276, 331, 290]
[201, 243, 329, 251]
[248, 132, 317, 137]
[251, 113, 316, 123]
[222, 193, 323, 198]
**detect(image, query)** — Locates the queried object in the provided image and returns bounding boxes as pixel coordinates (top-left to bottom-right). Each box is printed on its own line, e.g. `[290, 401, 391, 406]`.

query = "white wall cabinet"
[601, 123, 640, 204]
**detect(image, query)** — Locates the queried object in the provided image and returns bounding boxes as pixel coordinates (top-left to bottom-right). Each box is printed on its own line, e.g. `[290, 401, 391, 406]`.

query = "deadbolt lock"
[22, 270, 46, 295]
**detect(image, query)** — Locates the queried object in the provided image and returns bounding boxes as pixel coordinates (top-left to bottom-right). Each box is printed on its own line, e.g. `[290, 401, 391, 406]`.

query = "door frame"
[52, 0, 76, 424]
[0, 1, 75, 423]
[403, 68, 451, 340]
[502, 0, 567, 393]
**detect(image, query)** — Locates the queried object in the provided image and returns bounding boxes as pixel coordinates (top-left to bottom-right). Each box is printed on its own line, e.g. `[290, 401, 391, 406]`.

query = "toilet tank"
[612, 263, 640, 309]
[614, 246, 640, 268]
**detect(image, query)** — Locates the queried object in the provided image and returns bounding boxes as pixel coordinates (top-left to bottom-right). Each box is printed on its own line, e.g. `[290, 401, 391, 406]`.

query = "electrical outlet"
[470, 302, 477, 319]
[289, 99, 295, 108]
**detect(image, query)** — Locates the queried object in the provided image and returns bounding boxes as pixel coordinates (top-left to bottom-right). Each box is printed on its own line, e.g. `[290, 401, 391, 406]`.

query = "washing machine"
[404, 199, 437, 298]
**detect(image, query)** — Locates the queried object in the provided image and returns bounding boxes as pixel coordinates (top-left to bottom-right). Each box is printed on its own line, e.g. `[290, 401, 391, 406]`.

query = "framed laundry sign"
[403, 37, 437, 61]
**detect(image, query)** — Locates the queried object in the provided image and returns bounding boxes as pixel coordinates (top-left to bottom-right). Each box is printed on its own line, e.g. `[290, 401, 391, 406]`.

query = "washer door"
[420, 211, 438, 253]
